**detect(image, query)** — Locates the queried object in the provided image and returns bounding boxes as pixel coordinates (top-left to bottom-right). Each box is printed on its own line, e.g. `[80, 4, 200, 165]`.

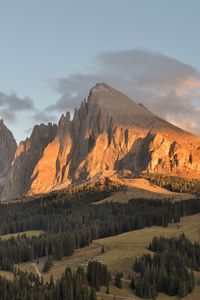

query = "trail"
[31, 263, 42, 280]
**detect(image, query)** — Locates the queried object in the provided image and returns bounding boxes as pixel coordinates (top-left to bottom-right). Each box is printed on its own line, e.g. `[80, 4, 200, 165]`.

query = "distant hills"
[0, 83, 200, 200]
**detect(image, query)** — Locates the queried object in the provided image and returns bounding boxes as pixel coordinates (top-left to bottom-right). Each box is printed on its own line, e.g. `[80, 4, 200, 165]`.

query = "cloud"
[31, 110, 57, 124]
[47, 49, 200, 136]
[0, 92, 35, 122]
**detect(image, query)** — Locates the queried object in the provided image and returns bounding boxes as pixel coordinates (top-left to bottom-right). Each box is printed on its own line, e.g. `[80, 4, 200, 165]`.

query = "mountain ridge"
[1, 83, 200, 200]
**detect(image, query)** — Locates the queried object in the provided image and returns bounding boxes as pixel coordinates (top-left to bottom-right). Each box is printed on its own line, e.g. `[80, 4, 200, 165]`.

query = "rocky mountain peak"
[1, 83, 200, 200]
[0, 120, 16, 167]
[81, 84, 190, 137]
[30, 123, 58, 146]
[58, 112, 71, 127]
[1, 121, 58, 200]
[0, 120, 17, 194]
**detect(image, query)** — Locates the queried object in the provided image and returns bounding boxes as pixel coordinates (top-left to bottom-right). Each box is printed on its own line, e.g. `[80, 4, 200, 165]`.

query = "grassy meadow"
[12, 213, 200, 300]
[0, 230, 44, 240]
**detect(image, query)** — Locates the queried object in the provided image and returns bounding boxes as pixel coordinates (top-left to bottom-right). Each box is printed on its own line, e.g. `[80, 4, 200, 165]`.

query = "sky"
[0, 0, 200, 142]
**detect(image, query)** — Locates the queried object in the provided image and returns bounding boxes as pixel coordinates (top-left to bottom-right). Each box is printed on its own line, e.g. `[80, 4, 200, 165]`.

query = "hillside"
[0, 180, 199, 299]
[93, 177, 195, 204]
[14, 213, 200, 300]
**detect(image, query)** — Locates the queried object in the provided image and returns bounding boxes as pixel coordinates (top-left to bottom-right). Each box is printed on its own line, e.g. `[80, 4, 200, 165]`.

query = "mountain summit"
[87, 83, 191, 134]
[1, 84, 200, 200]
[0, 120, 17, 195]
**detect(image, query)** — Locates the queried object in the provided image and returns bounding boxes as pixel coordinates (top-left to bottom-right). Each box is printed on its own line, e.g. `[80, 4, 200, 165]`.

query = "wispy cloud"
[47, 49, 200, 135]
[0, 92, 34, 122]
[1, 49, 200, 138]
[31, 110, 56, 124]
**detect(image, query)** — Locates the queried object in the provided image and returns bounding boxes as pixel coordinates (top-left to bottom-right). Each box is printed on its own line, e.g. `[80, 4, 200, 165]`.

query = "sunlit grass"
[0, 230, 44, 240]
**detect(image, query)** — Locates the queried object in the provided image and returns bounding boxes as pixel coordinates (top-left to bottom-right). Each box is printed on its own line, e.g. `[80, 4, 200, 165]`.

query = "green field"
[15, 213, 200, 299]
[0, 230, 44, 240]
[95, 213, 200, 274]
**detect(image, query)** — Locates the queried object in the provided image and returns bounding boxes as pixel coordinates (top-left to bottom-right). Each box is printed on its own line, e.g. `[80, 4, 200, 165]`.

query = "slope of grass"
[95, 213, 200, 275]
[94, 178, 195, 205]
[0, 271, 14, 280]
[15, 213, 200, 299]
[0, 230, 44, 240]
[16, 213, 200, 277]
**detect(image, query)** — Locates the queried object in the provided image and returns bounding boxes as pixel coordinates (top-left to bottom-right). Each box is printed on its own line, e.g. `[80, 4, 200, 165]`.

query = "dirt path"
[31, 263, 42, 280]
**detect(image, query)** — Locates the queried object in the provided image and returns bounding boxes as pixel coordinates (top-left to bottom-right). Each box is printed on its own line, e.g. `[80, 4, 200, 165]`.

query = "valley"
[3, 213, 199, 300]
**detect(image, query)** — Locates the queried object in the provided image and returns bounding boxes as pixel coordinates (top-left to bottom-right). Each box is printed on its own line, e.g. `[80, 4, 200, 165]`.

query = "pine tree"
[114, 273, 122, 289]
[106, 283, 109, 294]
[42, 256, 53, 272]
[178, 281, 188, 298]
[130, 277, 135, 290]
[90, 287, 97, 300]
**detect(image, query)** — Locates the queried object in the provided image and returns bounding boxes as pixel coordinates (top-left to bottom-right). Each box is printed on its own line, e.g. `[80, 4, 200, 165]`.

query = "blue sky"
[0, 0, 200, 142]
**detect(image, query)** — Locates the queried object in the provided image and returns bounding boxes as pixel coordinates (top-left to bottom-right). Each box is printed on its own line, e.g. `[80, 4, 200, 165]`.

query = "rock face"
[1, 83, 200, 200]
[0, 120, 17, 193]
[2, 123, 58, 200]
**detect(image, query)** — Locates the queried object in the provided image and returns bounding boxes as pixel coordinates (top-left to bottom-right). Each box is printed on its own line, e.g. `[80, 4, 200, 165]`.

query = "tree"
[114, 273, 122, 289]
[90, 287, 97, 300]
[49, 274, 54, 289]
[42, 256, 53, 272]
[130, 277, 135, 290]
[178, 281, 188, 298]
[106, 283, 109, 294]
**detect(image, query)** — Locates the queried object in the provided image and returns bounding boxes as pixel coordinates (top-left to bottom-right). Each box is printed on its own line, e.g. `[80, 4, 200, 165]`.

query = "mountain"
[1, 123, 58, 200]
[1, 83, 200, 200]
[0, 120, 17, 194]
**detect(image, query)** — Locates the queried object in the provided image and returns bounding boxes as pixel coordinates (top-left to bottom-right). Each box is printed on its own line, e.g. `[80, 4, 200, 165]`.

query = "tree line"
[0, 195, 199, 237]
[0, 232, 76, 271]
[142, 172, 200, 194]
[0, 266, 97, 300]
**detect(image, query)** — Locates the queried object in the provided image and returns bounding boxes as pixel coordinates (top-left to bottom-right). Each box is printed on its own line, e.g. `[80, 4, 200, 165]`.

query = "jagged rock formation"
[1, 83, 200, 200]
[2, 123, 57, 199]
[0, 120, 17, 194]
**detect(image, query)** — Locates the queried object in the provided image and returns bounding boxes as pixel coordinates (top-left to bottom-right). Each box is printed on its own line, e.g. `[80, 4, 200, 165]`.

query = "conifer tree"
[114, 273, 122, 289]
[42, 256, 53, 272]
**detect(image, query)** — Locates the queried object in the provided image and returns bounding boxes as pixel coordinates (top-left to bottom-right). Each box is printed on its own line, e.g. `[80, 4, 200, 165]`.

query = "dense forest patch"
[0, 267, 97, 300]
[133, 235, 200, 298]
[142, 173, 200, 195]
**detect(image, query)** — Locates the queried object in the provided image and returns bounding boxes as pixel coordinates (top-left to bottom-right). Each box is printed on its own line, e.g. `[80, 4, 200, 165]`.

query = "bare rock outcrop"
[0, 120, 17, 193]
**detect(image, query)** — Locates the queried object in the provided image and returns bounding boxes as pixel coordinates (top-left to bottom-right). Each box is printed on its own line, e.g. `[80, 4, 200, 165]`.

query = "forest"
[133, 234, 199, 298]
[0, 266, 98, 300]
[0, 259, 112, 300]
